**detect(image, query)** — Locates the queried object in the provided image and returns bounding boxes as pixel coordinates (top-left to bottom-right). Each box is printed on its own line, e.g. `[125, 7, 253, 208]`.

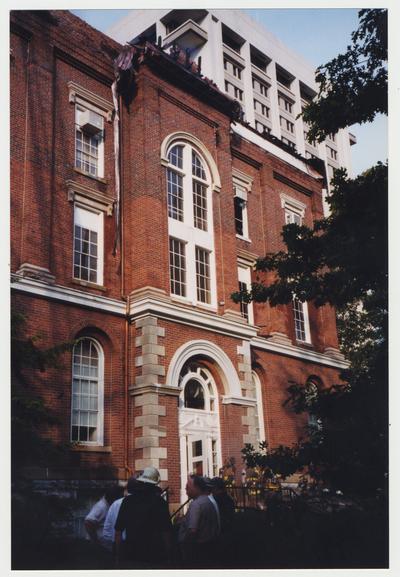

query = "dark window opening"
[184, 379, 205, 409]
[234, 196, 245, 235]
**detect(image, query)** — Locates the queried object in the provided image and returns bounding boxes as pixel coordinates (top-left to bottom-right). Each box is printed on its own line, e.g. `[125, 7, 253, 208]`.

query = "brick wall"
[10, 10, 344, 498]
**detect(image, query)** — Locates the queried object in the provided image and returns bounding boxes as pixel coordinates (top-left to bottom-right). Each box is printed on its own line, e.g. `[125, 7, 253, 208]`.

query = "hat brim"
[137, 476, 159, 484]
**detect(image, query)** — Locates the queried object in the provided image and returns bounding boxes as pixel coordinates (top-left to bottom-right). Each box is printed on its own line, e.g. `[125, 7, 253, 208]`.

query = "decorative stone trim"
[268, 331, 292, 346]
[160, 131, 221, 193]
[15, 263, 55, 284]
[324, 347, 346, 361]
[70, 445, 112, 453]
[134, 392, 168, 481]
[280, 192, 307, 216]
[238, 341, 259, 447]
[232, 167, 254, 192]
[66, 179, 114, 216]
[133, 317, 167, 480]
[68, 81, 114, 121]
[237, 248, 258, 267]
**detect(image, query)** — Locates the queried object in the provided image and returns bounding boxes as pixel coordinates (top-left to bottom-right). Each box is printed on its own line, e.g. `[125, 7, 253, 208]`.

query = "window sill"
[295, 340, 313, 348]
[236, 234, 251, 243]
[71, 444, 112, 453]
[74, 167, 107, 185]
[170, 296, 218, 314]
[72, 278, 107, 292]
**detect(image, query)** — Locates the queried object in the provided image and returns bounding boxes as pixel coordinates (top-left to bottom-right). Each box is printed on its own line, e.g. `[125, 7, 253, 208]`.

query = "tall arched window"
[71, 338, 104, 445]
[164, 136, 217, 308]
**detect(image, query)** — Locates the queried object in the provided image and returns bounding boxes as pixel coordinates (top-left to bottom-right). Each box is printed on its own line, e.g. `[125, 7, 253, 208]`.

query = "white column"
[268, 62, 281, 138]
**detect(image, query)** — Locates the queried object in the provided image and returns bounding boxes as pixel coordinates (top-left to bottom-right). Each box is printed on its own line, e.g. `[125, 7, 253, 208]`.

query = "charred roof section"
[114, 41, 244, 122]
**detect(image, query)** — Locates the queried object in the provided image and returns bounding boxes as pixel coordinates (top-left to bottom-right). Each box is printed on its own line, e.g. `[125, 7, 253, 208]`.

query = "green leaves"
[302, 9, 387, 143]
[236, 162, 387, 313]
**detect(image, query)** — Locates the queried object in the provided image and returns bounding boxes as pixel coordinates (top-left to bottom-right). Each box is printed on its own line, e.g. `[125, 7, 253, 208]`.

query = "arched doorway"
[178, 362, 222, 503]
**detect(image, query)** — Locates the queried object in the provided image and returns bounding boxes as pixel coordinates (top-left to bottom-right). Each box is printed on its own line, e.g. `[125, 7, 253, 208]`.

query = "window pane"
[167, 169, 184, 221]
[192, 151, 206, 180]
[293, 298, 307, 341]
[169, 238, 186, 297]
[234, 196, 244, 235]
[238, 281, 249, 320]
[193, 440, 203, 457]
[73, 221, 98, 284]
[195, 247, 211, 304]
[185, 380, 205, 409]
[193, 180, 208, 231]
[168, 145, 183, 168]
[71, 339, 100, 444]
[75, 126, 99, 176]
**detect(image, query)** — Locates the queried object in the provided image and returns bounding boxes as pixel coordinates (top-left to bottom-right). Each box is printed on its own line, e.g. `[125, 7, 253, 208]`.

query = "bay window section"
[165, 138, 216, 308]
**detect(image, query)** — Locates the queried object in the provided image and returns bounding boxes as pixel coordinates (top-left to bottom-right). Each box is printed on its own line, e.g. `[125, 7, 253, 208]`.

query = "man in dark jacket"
[210, 477, 235, 534]
[114, 467, 172, 568]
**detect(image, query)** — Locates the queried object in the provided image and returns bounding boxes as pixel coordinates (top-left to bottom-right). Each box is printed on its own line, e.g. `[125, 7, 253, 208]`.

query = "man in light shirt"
[102, 477, 138, 551]
[177, 475, 220, 567]
[84, 485, 122, 544]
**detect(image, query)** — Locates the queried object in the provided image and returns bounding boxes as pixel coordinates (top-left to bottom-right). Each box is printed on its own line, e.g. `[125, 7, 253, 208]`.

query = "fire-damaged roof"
[114, 41, 244, 123]
[10, 10, 325, 179]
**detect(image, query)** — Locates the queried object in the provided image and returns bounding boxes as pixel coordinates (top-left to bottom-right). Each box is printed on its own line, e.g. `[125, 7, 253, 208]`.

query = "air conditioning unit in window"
[79, 110, 103, 136]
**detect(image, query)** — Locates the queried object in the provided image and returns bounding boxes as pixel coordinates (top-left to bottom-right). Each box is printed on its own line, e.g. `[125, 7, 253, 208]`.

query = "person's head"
[104, 484, 124, 505]
[186, 475, 208, 499]
[126, 476, 139, 495]
[211, 477, 226, 496]
[137, 466, 161, 486]
[203, 476, 213, 495]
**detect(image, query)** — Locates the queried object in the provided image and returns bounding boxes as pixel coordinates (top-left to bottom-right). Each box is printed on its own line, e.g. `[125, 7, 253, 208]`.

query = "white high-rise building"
[108, 9, 357, 211]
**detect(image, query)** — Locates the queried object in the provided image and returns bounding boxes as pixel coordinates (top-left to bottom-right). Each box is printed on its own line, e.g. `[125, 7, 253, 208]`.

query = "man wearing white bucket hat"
[114, 467, 173, 568]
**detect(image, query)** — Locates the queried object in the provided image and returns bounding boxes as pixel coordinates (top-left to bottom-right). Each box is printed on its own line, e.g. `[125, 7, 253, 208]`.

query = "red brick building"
[10, 11, 346, 512]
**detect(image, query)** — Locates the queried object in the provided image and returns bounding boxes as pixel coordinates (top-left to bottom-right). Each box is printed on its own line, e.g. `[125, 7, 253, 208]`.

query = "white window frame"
[293, 297, 312, 344]
[237, 263, 254, 324]
[73, 204, 104, 286]
[70, 337, 104, 446]
[233, 168, 253, 242]
[165, 139, 217, 309]
[252, 371, 266, 444]
[75, 104, 105, 179]
[280, 193, 306, 226]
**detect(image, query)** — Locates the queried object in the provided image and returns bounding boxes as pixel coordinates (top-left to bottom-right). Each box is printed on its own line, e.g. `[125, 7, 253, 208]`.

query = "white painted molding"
[232, 123, 312, 176]
[222, 395, 257, 407]
[66, 180, 114, 216]
[280, 192, 307, 216]
[166, 339, 242, 397]
[11, 274, 126, 316]
[160, 131, 221, 192]
[130, 292, 258, 339]
[252, 336, 349, 369]
[11, 278, 348, 369]
[232, 167, 254, 192]
[68, 81, 114, 122]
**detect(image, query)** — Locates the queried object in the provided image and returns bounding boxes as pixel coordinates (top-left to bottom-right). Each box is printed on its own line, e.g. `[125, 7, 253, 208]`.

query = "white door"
[178, 365, 222, 503]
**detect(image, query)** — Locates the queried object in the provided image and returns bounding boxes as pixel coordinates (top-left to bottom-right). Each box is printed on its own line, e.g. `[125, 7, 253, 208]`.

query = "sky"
[72, 7, 387, 177]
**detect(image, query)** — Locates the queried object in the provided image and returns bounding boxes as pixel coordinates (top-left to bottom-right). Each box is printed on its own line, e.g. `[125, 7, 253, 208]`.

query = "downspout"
[19, 42, 31, 266]
[112, 81, 131, 480]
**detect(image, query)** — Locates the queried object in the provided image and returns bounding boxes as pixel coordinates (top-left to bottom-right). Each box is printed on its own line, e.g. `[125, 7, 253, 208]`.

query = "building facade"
[11, 10, 347, 515]
[108, 9, 357, 210]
